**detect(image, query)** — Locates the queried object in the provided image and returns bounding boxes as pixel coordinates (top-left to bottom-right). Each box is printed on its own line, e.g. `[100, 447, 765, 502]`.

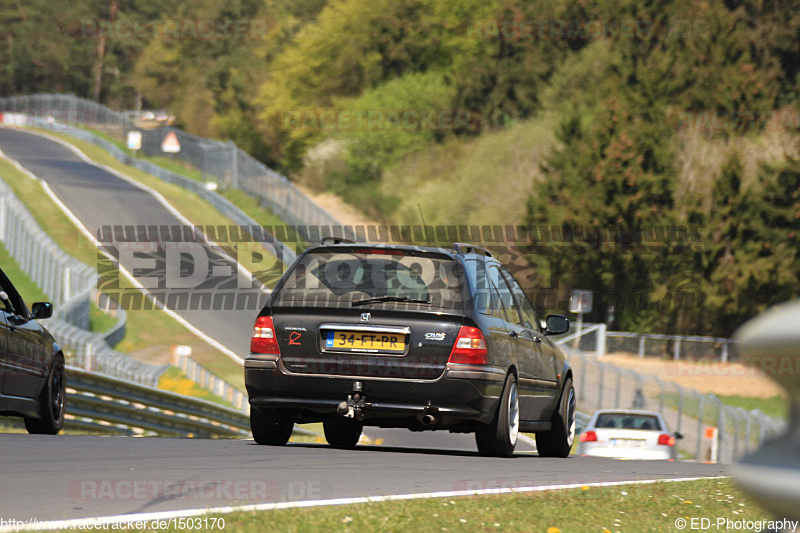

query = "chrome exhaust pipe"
[420, 414, 436, 425]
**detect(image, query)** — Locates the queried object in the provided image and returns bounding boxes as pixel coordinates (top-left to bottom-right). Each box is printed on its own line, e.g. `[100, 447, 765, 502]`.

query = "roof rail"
[452, 242, 493, 257]
[320, 236, 357, 245]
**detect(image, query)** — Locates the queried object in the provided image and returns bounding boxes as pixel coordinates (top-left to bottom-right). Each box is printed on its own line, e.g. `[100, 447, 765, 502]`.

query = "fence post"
[229, 141, 238, 190]
[715, 398, 725, 463]
[721, 341, 729, 363]
[0, 193, 6, 238]
[673, 338, 681, 360]
[597, 363, 605, 410]
[596, 323, 607, 358]
[62, 266, 71, 303]
[638, 336, 645, 358]
[696, 394, 705, 461]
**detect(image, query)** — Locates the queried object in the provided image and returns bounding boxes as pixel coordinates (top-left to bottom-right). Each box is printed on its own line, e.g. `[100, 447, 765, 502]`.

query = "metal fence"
[0, 93, 346, 239]
[0, 173, 168, 387]
[555, 322, 736, 361]
[606, 331, 735, 362]
[556, 330, 786, 463]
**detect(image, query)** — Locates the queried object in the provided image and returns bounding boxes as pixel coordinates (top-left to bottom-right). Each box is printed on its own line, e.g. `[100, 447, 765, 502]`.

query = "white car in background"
[577, 409, 683, 460]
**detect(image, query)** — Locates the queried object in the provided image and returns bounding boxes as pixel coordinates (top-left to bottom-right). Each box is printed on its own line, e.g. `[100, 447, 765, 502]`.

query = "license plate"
[325, 330, 406, 353]
[610, 438, 646, 448]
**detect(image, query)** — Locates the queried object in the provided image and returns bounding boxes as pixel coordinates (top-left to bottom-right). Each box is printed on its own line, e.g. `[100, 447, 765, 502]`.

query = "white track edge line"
[0, 145, 244, 365]
[0, 476, 728, 532]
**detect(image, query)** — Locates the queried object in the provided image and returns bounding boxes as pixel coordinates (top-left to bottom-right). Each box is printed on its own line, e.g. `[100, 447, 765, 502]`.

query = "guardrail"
[65, 366, 250, 438]
[62, 367, 321, 440]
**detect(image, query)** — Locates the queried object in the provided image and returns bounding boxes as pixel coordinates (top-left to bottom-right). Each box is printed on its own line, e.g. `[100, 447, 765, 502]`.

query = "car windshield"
[594, 413, 663, 431]
[272, 250, 465, 311]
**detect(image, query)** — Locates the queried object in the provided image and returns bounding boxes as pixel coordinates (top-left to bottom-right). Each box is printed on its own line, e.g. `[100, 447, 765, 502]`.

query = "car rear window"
[272, 249, 465, 311]
[594, 413, 663, 431]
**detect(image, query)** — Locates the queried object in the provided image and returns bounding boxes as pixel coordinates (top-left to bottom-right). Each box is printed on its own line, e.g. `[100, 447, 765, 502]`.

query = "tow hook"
[337, 381, 366, 421]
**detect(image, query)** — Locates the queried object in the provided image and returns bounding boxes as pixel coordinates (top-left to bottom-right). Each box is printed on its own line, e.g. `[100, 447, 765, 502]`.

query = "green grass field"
[164, 478, 768, 533]
[157, 366, 233, 407]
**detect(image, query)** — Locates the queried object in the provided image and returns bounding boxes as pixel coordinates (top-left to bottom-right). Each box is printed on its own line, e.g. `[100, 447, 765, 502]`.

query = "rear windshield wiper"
[352, 296, 431, 307]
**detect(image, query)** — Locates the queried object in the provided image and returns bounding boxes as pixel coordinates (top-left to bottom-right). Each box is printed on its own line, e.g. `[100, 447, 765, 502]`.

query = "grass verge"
[157, 366, 233, 408]
[0, 241, 49, 303]
[176, 478, 768, 533]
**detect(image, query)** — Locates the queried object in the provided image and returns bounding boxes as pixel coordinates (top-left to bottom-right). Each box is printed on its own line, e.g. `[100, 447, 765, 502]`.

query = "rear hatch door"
[269, 246, 467, 380]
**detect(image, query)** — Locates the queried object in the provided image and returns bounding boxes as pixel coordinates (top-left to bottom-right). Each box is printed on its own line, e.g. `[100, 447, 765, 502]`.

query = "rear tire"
[25, 354, 65, 435]
[475, 373, 519, 457]
[323, 415, 363, 449]
[250, 407, 294, 445]
[536, 377, 575, 458]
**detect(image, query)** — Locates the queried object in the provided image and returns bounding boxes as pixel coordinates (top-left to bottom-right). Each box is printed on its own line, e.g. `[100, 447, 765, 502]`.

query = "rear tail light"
[657, 434, 676, 446]
[580, 431, 598, 443]
[448, 326, 488, 365]
[251, 315, 281, 354]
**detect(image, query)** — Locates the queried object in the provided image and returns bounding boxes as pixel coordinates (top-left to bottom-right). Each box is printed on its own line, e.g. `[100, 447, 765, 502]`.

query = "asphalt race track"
[0, 434, 727, 522]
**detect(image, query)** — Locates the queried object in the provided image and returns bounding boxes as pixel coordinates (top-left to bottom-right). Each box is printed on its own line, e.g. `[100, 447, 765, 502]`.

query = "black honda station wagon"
[245, 241, 575, 457]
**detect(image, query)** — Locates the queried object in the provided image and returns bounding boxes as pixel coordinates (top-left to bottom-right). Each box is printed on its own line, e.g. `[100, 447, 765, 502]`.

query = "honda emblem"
[360, 313, 371, 322]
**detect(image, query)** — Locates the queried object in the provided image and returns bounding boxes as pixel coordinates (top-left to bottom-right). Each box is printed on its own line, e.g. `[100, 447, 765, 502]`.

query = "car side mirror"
[545, 314, 569, 335]
[31, 302, 53, 320]
[674, 431, 684, 440]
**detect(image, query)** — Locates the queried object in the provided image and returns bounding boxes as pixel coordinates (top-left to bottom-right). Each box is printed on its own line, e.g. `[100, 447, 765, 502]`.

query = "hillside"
[2, 0, 798, 336]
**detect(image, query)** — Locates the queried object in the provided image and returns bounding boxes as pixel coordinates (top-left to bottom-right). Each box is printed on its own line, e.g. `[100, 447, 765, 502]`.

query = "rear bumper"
[244, 355, 506, 426]
[576, 444, 676, 461]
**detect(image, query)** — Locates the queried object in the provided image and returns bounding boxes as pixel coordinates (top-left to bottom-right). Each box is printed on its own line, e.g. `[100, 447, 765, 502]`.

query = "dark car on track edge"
[0, 267, 65, 434]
